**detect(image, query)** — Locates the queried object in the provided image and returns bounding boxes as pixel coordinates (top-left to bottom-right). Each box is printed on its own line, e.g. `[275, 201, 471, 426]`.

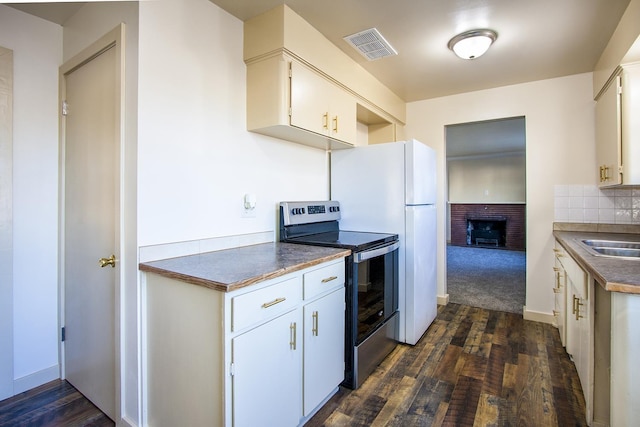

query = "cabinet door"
[290, 61, 357, 145]
[290, 61, 331, 136]
[232, 309, 303, 427]
[553, 261, 566, 346]
[595, 74, 622, 186]
[327, 85, 357, 144]
[566, 276, 593, 423]
[303, 287, 345, 416]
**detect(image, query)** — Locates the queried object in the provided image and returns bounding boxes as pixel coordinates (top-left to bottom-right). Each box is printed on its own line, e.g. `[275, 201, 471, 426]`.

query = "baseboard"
[437, 294, 449, 305]
[523, 306, 555, 324]
[13, 364, 59, 395]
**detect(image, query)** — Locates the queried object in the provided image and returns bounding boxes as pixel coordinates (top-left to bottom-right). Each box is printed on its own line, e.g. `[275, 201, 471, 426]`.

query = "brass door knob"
[99, 254, 116, 268]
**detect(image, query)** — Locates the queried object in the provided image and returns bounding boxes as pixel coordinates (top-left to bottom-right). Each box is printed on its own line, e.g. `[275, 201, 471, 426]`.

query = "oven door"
[352, 241, 399, 344]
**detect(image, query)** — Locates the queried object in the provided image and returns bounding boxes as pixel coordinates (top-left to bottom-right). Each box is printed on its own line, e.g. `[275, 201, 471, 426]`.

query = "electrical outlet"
[241, 207, 256, 218]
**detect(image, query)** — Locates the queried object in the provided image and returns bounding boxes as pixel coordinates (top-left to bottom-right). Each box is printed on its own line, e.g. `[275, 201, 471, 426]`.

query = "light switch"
[244, 193, 256, 210]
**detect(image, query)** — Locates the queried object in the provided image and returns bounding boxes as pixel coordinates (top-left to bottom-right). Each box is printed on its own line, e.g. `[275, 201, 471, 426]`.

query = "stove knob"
[301, 208, 306, 214]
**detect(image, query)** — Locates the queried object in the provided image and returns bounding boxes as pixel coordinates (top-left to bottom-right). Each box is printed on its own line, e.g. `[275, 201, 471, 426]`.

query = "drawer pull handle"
[321, 276, 338, 283]
[290, 322, 297, 350]
[312, 311, 319, 336]
[262, 297, 286, 309]
[574, 296, 584, 320]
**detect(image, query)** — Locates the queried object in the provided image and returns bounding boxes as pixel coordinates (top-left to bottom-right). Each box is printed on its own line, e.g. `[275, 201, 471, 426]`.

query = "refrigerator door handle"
[354, 241, 400, 263]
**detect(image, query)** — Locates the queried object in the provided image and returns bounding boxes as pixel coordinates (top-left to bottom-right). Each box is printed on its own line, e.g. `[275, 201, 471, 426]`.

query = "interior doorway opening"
[445, 116, 527, 314]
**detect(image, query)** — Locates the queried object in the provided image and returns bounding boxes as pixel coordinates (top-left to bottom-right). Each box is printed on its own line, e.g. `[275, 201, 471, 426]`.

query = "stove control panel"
[280, 201, 341, 225]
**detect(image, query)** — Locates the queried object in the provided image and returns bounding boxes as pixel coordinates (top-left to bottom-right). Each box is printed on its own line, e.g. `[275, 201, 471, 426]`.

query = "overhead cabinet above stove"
[243, 5, 406, 150]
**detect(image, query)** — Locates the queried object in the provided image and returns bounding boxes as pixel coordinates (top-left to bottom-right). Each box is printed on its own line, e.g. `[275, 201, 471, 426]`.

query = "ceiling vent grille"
[343, 28, 397, 61]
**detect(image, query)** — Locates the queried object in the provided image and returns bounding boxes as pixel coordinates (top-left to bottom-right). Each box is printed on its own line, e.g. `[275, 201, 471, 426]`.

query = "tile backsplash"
[554, 185, 640, 224]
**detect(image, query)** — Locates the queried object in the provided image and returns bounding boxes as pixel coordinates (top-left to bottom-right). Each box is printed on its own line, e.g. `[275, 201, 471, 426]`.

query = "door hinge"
[62, 100, 69, 116]
[230, 362, 235, 376]
[61, 326, 66, 342]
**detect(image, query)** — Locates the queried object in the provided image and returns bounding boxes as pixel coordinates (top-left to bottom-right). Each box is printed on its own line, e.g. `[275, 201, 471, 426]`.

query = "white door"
[63, 44, 117, 420]
[405, 139, 437, 205]
[404, 204, 437, 345]
[303, 287, 345, 416]
[232, 309, 303, 427]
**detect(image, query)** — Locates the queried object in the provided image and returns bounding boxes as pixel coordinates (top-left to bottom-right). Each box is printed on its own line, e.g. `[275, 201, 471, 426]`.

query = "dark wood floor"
[0, 303, 586, 427]
[0, 379, 113, 427]
[307, 303, 587, 426]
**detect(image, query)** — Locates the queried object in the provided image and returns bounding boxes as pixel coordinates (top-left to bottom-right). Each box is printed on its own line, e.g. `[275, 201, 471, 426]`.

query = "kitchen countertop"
[553, 224, 640, 294]
[139, 242, 351, 292]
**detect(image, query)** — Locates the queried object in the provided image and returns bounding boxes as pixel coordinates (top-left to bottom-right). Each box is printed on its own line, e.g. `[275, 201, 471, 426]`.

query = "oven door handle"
[354, 241, 400, 263]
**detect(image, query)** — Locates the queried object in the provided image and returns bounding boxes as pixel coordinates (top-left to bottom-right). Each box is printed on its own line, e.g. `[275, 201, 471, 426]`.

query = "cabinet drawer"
[232, 276, 302, 332]
[304, 260, 345, 300]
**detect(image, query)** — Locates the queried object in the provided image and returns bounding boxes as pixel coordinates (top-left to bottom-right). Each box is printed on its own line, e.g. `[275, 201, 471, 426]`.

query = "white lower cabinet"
[232, 308, 303, 427]
[144, 257, 346, 427]
[553, 245, 567, 346]
[554, 241, 593, 424]
[303, 287, 345, 416]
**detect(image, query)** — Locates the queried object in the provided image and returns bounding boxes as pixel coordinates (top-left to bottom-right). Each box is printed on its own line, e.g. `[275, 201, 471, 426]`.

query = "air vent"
[343, 28, 397, 61]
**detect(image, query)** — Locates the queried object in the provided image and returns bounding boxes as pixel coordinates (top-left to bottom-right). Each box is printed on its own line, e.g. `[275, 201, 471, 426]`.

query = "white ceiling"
[9, 0, 631, 102]
[208, 0, 632, 102]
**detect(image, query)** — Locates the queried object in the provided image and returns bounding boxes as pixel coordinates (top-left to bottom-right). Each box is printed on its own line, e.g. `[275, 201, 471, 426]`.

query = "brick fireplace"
[450, 204, 526, 251]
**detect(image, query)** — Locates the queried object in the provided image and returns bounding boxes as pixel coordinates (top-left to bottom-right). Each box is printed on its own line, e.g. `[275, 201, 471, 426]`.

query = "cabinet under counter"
[140, 243, 349, 427]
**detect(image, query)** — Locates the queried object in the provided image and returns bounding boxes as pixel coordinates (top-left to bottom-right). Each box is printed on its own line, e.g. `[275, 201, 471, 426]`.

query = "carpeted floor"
[446, 244, 526, 314]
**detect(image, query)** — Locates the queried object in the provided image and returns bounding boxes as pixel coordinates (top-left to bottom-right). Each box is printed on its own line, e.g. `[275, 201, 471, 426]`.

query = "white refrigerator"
[331, 139, 437, 345]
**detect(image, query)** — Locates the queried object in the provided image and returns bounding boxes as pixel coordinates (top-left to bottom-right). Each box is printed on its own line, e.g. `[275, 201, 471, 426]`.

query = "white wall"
[448, 153, 526, 203]
[406, 73, 596, 319]
[137, 0, 329, 248]
[0, 6, 62, 393]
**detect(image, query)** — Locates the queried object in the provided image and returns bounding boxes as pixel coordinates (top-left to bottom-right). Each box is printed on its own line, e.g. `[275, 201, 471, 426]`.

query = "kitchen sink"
[578, 239, 640, 260]
[581, 239, 640, 249]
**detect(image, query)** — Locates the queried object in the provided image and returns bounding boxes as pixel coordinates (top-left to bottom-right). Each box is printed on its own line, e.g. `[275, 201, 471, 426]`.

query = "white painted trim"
[0, 46, 13, 401]
[120, 415, 137, 427]
[523, 306, 555, 324]
[437, 293, 449, 306]
[13, 365, 60, 395]
[138, 231, 275, 262]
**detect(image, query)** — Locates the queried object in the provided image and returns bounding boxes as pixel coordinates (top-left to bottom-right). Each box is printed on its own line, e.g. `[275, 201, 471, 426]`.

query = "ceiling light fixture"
[447, 29, 497, 60]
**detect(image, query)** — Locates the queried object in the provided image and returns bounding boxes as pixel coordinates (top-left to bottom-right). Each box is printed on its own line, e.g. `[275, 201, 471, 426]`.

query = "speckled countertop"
[553, 223, 640, 294]
[139, 242, 351, 292]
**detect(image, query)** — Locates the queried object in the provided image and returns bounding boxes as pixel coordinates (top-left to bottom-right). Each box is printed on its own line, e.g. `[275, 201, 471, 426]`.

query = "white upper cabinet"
[244, 5, 405, 150]
[290, 61, 357, 145]
[595, 62, 640, 187]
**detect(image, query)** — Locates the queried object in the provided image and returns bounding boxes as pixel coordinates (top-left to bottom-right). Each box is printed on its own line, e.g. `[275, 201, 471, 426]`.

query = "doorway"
[59, 26, 124, 421]
[445, 117, 526, 314]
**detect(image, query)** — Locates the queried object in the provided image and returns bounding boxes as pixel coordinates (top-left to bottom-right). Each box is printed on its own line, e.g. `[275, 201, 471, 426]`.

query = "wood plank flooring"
[0, 303, 586, 427]
[307, 303, 587, 426]
[0, 379, 113, 427]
